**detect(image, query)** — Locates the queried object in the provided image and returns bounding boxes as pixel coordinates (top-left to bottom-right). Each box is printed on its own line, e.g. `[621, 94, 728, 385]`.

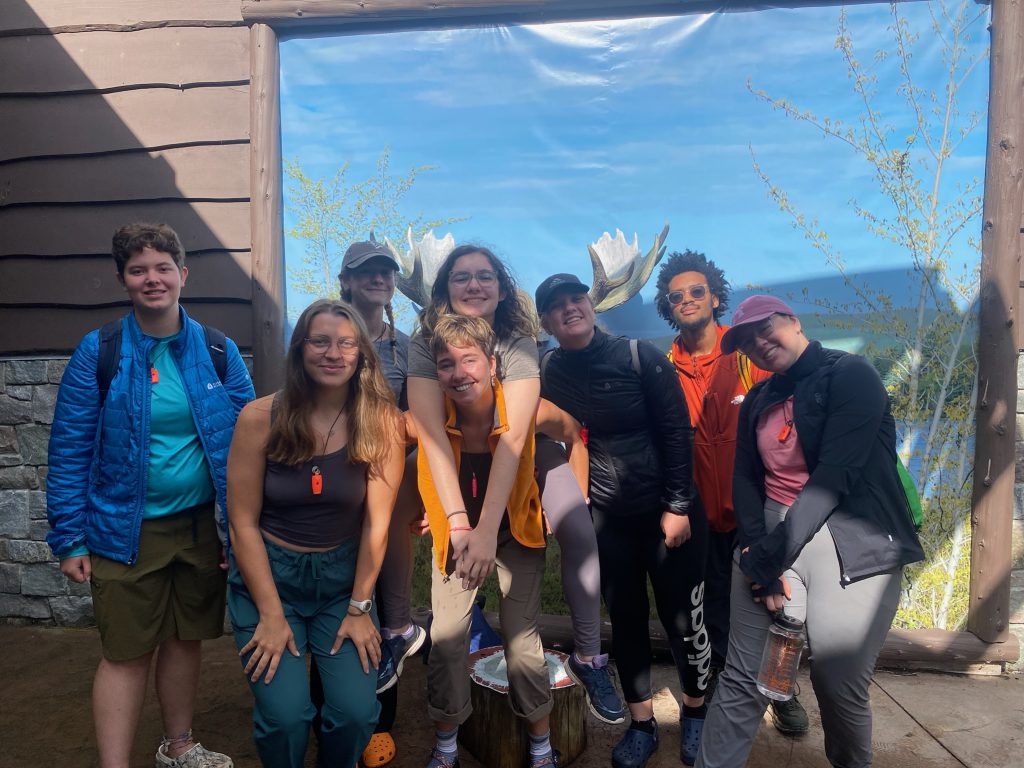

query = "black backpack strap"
[202, 324, 228, 384]
[96, 319, 123, 405]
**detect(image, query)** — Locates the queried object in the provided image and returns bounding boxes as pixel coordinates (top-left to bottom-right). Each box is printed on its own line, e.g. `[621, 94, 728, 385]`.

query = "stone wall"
[1010, 354, 1024, 668]
[0, 357, 94, 626]
[0, 354, 253, 628]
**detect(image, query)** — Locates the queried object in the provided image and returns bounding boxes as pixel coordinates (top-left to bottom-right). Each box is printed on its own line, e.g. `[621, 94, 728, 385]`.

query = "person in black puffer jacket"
[695, 295, 925, 768]
[536, 274, 709, 768]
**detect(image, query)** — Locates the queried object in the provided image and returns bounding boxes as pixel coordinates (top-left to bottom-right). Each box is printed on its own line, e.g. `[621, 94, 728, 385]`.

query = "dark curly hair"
[654, 250, 730, 330]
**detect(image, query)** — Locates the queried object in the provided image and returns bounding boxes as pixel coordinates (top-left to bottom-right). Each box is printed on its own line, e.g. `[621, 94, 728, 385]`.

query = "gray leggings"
[535, 436, 602, 657]
[696, 499, 901, 768]
[379, 442, 603, 657]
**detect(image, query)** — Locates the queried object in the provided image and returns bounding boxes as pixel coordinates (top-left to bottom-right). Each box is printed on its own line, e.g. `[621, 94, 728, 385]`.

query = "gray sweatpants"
[696, 499, 901, 768]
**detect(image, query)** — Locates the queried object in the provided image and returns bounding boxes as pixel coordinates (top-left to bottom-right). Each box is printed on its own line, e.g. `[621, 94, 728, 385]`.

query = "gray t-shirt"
[373, 326, 410, 407]
[408, 331, 539, 382]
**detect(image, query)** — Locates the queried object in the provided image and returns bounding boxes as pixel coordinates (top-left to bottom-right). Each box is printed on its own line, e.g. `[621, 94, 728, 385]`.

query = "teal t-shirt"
[144, 336, 215, 518]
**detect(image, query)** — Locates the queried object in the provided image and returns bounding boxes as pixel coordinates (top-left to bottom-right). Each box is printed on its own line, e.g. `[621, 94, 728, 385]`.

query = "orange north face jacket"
[669, 325, 770, 533]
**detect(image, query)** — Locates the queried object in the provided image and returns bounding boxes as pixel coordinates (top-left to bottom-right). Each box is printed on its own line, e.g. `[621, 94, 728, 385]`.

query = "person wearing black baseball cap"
[537, 275, 708, 768]
[695, 295, 925, 768]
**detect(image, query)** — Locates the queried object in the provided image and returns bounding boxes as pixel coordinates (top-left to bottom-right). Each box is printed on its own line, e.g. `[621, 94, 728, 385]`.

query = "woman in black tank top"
[225, 299, 404, 768]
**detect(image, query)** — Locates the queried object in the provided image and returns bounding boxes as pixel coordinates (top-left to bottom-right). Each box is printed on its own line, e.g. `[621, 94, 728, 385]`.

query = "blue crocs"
[680, 713, 706, 766]
[611, 722, 659, 768]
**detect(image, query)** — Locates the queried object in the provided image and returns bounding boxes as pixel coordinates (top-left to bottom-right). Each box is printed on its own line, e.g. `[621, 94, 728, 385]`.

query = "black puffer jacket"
[736, 341, 925, 587]
[541, 328, 699, 518]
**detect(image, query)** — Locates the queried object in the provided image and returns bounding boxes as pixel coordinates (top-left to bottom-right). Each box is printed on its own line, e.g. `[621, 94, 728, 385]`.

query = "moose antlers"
[587, 224, 669, 313]
[392, 224, 669, 313]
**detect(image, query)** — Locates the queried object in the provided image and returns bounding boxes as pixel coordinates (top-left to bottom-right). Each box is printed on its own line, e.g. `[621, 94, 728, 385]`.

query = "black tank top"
[260, 446, 367, 549]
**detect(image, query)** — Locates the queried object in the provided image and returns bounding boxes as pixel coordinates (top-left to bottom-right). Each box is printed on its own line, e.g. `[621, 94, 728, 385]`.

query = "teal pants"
[228, 538, 380, 768]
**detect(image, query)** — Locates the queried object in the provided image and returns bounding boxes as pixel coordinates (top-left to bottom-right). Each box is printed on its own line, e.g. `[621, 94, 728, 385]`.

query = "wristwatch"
[349, 597, 372, 614]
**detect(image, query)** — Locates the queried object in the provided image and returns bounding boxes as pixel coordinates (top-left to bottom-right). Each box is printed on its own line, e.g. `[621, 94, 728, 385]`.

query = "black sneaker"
[770, 693, 809, 736]
[566, 653, 626, 724]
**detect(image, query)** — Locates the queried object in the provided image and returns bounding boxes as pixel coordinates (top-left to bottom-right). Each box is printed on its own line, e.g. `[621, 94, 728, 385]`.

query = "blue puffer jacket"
[46, 308, 254, 564]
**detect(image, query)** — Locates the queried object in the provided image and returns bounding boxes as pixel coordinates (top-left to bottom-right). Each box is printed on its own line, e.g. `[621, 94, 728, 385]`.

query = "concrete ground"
[1, 625, 1020, 768]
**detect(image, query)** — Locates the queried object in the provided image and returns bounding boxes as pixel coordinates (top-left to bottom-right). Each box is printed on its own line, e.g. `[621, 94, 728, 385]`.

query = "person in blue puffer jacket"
[46, 222, 254, 768]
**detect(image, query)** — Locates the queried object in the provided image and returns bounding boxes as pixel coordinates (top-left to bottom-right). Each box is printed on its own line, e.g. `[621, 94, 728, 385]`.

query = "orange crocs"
[360, 732, 397, 768]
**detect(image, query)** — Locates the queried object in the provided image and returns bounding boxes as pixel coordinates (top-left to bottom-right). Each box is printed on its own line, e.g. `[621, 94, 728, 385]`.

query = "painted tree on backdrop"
[285, 147, 463, 316]
[749, 0, 988, 629]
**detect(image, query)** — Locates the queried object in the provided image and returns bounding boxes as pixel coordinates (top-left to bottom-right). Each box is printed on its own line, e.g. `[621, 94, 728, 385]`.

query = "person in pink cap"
[695, 295, 924, 768]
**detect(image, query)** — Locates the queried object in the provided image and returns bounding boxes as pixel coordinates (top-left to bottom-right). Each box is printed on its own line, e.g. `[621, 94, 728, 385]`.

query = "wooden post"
[249, 22, 286, 396]
[968, 0, 1023, 643]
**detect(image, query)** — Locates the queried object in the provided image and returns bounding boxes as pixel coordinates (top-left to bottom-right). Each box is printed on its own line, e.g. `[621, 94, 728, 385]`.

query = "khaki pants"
[427, 528, 552, 725]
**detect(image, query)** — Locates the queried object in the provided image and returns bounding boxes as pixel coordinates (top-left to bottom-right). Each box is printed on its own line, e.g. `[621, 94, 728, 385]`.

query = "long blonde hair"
[266, 299, 400, 470]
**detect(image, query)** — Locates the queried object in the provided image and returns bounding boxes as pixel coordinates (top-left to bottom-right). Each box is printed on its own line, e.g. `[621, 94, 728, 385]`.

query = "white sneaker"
[155, 742, 234, 768]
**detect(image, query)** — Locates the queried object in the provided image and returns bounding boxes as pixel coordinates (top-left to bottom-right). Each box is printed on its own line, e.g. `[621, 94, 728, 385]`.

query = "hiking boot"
[385, 623, 427, 679]
[679, 713, 705, 766]
[770, 693, 809, 736]
[155, 742, 233, 768]
[566, 653, 626, 724]
[376, 637, 398, 694]
[611, 722, 659, 768]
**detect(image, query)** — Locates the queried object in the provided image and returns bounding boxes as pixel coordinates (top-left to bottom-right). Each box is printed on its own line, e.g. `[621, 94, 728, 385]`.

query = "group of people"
[46, 221, 924, 768]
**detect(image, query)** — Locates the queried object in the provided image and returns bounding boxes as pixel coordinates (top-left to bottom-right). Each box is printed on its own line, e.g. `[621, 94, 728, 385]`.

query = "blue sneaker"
[376, 636, 398, 694]
[566, 653, 626, 724]
[680, 713, 705, 766]
[385, 623, 427, 678]
[611, 722, 659, 768]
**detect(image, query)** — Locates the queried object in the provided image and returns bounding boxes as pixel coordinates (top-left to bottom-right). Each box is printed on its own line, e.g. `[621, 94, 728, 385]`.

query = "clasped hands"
[741, 547, 792, 613]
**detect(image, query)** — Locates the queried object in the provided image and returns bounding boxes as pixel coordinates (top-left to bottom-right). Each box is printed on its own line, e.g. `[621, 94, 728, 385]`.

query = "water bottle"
[756, 613, 805, 701]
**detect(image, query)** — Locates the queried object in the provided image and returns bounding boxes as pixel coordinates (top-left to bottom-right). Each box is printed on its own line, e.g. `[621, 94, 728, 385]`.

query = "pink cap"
[720, 295, 796, 354]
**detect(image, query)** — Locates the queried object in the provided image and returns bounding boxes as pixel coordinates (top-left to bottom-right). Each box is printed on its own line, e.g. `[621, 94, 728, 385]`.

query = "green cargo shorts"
[90, 502, 226, 661]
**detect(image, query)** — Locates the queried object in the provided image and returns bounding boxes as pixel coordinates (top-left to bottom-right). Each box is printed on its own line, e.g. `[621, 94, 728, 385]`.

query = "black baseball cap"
[535, 273, 590, 313]
[340, 240, 400, 272]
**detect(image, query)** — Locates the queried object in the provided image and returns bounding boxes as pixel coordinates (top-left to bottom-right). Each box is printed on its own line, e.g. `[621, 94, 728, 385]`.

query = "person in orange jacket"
[654, 251, 808, 736]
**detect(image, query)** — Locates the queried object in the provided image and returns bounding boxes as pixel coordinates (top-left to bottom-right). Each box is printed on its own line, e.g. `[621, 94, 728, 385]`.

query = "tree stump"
[460, 647, 586, 768]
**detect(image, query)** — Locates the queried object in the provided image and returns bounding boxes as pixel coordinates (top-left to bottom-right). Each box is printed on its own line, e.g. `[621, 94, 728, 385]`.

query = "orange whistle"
[311, 466, 323, 495]
[777, 421, 793, 442]
[151, 367, 159, 384]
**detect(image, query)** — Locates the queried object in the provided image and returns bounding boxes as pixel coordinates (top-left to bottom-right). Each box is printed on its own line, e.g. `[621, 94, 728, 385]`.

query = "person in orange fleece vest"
[654, 251, 808, 736]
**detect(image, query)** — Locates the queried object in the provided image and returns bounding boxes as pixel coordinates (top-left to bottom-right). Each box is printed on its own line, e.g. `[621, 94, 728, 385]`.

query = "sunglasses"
[667, 285, 709, 305]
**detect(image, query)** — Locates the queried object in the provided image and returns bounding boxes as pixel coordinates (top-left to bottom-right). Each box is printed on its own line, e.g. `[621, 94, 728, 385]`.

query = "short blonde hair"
[429, 314, 497, 361]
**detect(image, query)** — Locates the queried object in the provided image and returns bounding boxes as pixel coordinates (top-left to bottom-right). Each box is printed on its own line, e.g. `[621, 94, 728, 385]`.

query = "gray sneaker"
[155, 742, 234, 768]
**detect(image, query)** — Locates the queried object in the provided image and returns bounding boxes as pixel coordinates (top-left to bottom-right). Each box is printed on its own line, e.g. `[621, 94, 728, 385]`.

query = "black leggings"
[593, 506, 709, 704]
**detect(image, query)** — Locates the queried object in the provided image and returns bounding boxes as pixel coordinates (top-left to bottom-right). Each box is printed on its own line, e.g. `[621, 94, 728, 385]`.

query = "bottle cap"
[773, 613, 804, 633]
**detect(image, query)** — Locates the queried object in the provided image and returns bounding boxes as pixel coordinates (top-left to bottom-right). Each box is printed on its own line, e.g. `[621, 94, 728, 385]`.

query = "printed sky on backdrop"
[279, 2, 990, 340]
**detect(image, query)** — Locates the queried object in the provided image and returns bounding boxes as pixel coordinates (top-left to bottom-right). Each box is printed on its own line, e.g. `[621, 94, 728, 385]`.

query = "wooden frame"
[244, 0, 1020, 662]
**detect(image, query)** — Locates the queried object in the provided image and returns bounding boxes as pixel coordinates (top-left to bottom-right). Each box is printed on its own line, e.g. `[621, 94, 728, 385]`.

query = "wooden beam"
[241, 0, 898, 31]
[0, 144, 250, 206]
[0, 200, 252, 256]
[410, 608, 1021, 666]
[0, 27, 249, 95]
[0, 87, 250, 163]
[968, 0, 1023, 643]
[249, 23, 286, 396]
[0, 1, 244, 36]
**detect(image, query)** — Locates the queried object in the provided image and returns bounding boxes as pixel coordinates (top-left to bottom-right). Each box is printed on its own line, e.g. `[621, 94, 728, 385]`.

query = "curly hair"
[112, 222, 185, 276]
[654, 250, 730, 330]
[418, 244, 539, 342]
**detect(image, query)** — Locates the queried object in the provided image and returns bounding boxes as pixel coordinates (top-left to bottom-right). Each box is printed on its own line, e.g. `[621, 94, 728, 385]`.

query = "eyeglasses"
[305, 336, 359, 354]
[736, 315, 781, 352]
[449, 269, 498, 287]
[667, 285, 709, 305]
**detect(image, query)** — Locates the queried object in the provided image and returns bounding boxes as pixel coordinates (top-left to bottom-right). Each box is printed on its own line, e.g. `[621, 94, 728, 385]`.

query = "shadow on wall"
[0, 0, 260, 355]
